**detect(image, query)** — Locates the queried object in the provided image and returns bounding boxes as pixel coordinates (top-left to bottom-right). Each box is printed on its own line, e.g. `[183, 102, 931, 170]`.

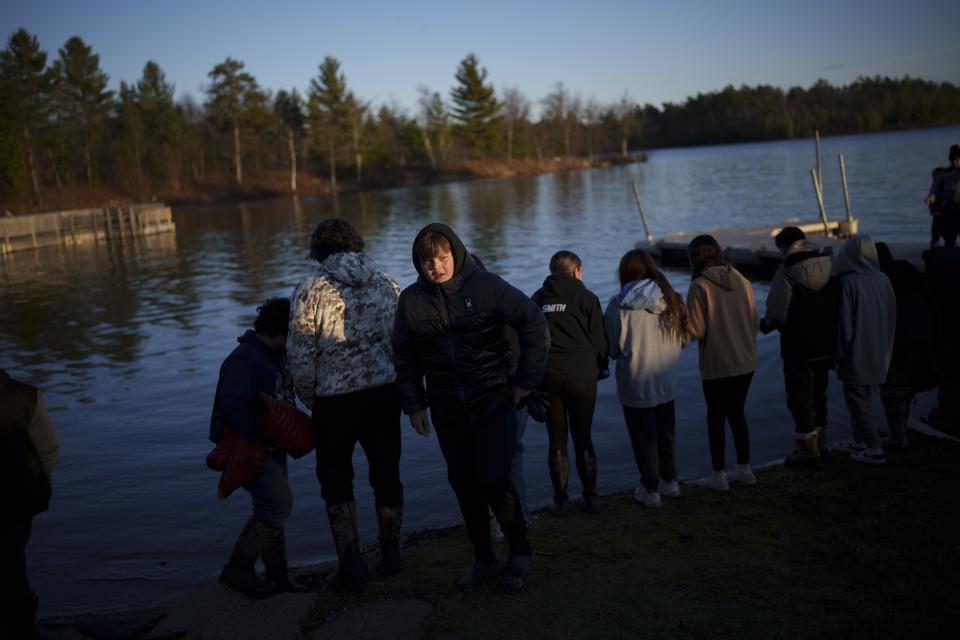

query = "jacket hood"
[617, 279, 666, 313]
[411, 222, 477, 290]
[237, 329, 281, 361]
[833, 235, 880, 276]
[318, 251, 379, 288]
[699, 265, 738, 291]
[540, 273, 584, 296]
[784, 241, 832, 291]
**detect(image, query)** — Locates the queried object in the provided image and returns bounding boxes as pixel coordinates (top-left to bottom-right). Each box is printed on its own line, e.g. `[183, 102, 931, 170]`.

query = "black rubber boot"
[502, 555, 533, 591]
[548, 451, 570, 514]
[327, 501, 370, 590]
[376, 504, 404, 576]
[260, 524, 310, 593]
[457, 556, 500, 593]
[580, 450, 600, 514]
[219, 517, 275, 599]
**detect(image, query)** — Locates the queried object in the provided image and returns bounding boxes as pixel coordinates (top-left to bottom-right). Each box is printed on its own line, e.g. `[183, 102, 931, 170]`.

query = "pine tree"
[450, 54, 500, 157]
[205, 57, 261, 185]
[307, 56, 353, 190]
[0, 29, 52, 203]
[54, 36, 113, 187]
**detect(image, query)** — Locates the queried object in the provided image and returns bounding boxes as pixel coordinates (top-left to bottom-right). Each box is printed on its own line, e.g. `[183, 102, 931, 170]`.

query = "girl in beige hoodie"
[686, 235, 759, 491]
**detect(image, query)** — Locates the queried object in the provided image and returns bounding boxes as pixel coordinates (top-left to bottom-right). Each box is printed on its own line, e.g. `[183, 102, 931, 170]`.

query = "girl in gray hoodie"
[605, 250, 691, 507]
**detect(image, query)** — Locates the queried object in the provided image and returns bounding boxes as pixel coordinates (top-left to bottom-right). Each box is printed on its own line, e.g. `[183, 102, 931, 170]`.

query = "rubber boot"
[327, 501, 369, 590]
[219, 516, 275, 599]
[259, 523, 309, 593]
[580, 450, 600, 514]
[817, 426, 831, 462]
[502, 554, 533, 591]
[548, 451, 570, 514]
[376, 504, 404, 576]
[457, 555, 500, 593]
[785, 434, 823, 469]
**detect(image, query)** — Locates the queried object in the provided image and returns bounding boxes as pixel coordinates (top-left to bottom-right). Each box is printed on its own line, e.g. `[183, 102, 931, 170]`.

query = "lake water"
[2, 125, 955, 618]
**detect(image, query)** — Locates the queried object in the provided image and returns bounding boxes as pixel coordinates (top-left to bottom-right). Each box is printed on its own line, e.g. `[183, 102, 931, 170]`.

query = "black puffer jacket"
[392, 223, 549, 416]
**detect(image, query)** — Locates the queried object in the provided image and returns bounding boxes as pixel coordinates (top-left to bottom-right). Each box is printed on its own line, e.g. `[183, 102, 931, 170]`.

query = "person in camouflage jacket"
[289, 218, 403, 588]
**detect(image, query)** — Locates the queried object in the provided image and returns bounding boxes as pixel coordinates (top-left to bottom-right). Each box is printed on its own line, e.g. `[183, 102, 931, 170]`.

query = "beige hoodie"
[686, 265, 759, 380]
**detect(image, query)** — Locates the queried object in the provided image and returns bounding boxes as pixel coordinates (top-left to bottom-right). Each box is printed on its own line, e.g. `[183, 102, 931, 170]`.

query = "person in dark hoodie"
[875, 242, 937, 449]
[605, 250, 690, 508]
[686, 235, 760, 491]
[926, 145, 960, 248]
[0, 369, 59, 640]
[831, 236, 897, 464]
[760, 226, 838, 467]
[392, 223, 549, 592]
[531, 250, 608, 514]
[210, 298, 304, 599]
[289, 218, 404, 589]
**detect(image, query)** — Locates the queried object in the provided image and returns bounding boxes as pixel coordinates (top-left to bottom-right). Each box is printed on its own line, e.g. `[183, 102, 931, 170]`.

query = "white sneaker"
[852, 447, 887, 464]
[695, 472, 730, 492]
[832, 439, 867, 455]
[729, 465, 757, 486]
[658, 479, 682, 498]
[633, 486, 662, 507]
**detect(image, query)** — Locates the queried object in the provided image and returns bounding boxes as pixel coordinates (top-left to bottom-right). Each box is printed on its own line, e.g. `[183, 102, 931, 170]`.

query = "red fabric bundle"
[255, 392, 314, 458]
[206, 429, 267, 499]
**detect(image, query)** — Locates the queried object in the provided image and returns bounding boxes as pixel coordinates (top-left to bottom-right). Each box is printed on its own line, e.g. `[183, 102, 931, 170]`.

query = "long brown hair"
[618, 249, 690, 341]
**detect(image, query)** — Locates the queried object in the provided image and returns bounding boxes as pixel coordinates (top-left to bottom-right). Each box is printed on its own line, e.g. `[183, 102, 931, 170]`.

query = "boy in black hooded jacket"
[392, 223, 549, 591]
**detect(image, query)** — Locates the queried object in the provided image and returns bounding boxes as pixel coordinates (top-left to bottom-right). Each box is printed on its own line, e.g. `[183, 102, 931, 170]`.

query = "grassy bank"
[2, 155, 643, 215]
[302, 433, 960, 639]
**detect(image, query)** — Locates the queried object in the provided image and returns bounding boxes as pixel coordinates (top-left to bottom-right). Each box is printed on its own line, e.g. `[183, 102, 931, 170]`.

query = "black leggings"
[702, 372, 753, 471]
[543, 374, 598, 497]
[311, 383, 404, 510]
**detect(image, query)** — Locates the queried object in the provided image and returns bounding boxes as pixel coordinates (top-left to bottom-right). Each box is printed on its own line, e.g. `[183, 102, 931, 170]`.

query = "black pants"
[783, 358, 830, 437]
[622, 401, 677, 493]
[939, 209, 960, 249]
[0, 518, 33, 636]
[433, 400, 530, 561]
[543, 374, 598, 498]
[702, 372, 753, 471]
[311, 383, 403, 510]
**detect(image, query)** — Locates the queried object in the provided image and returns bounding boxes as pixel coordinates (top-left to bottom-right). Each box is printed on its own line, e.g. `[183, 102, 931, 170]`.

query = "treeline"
[2, 27, 959, 209]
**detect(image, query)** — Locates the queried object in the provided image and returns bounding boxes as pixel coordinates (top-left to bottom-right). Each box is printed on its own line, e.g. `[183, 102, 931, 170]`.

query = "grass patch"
[301, 434, 960, 639]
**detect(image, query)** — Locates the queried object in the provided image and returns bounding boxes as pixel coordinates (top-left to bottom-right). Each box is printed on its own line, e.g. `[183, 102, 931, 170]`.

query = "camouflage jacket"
[289, 252, 401, 404]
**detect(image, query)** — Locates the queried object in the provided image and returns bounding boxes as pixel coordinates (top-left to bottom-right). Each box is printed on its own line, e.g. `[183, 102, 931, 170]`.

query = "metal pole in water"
[811, 168, 830, 236]
[815, 130, 822, 188]
[631, 180, 654, 242]
[839, 153, 853, 222]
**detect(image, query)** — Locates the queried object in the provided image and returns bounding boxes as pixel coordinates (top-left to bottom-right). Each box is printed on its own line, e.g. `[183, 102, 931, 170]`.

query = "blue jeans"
[242, 449, 293, 528]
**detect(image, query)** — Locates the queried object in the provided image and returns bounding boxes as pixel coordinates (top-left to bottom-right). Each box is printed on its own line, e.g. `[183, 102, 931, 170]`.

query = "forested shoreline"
[2, 27, 959, 214]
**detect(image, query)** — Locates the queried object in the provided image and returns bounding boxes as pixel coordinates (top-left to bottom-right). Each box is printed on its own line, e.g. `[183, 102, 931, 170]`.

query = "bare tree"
[501, 87, 529, 163]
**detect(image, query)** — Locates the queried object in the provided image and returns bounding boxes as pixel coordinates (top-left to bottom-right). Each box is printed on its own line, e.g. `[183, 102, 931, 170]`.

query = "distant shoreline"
[1, 155, 645, 216]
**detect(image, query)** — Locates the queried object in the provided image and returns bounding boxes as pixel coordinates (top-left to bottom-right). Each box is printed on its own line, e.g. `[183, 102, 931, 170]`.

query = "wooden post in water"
[839, 153, 853, 222]
[815, 130, 822, 188]
[631, 180, 654, 241]
[810, 168, 830, 236]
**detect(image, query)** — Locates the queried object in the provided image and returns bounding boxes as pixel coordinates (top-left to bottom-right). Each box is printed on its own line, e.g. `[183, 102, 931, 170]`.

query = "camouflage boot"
[580, 450, 600, 514]
[548, 451, 570, 514]
[219, 517, 275, 599]
[259, 522, 309, 593]
[376, 504, 404, 576]
[326, 501, 369, 590]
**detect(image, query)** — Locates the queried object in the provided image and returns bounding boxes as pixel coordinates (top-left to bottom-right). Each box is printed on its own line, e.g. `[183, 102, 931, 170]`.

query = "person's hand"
[926, 195, 936, 206]
[410, 410, 432, 437]
[512, 387, 531, 406]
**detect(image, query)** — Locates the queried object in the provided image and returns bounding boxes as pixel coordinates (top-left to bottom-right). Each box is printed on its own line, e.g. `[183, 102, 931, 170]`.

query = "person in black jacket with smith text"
[392, 223, 549, 592]
[531, 251, 608, 513]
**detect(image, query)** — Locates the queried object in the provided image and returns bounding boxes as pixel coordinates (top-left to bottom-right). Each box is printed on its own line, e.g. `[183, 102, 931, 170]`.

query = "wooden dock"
[0, 204, 175, 256]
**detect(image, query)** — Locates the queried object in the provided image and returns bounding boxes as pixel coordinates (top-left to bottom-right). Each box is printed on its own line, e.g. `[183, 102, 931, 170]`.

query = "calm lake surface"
[3, 126, 955, 617]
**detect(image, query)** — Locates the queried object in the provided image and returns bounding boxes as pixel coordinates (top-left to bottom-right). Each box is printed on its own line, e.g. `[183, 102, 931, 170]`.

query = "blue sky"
[2, 0, 957, 114]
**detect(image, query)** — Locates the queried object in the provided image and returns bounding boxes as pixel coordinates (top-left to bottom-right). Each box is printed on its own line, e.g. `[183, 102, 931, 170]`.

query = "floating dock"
[0, 204, 175, 256]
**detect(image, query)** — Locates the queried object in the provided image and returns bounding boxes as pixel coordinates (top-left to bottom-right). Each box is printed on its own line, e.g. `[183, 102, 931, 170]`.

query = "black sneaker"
[457, 557, 500, 593]
[502, 555, 532, 591]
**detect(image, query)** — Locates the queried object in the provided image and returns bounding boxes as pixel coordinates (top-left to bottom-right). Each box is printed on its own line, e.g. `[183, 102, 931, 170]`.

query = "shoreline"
[39, 418, 960, 640]
[1, 155, 645, 216]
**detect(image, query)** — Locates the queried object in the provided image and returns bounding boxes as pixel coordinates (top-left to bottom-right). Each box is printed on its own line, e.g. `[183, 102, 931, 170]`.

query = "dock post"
[810, 168, 830, 236]
[839, 153, 853, 222]
[815, 130, 822, 188]
[631, 180, 654, 242]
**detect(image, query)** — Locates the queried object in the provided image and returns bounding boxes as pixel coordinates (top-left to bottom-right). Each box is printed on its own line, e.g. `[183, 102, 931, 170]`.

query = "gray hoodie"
[289, 251, 401, 403]
[604, 280, 685, 408]
[832, 236, 896, 385]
